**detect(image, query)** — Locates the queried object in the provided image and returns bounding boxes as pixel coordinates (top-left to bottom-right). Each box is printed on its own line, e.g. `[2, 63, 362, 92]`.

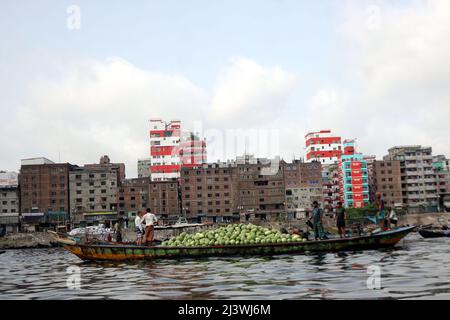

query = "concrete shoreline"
[0, 232, 59, 249]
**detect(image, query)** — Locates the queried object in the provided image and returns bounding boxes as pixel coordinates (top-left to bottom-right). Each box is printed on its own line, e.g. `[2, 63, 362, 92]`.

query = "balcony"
[406, 194, 423, 200]
[405, 162, 418, 168]
[406, 186, 421, 192]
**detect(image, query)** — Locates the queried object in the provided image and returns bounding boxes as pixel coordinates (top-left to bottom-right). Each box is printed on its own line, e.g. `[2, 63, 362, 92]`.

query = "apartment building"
[149, 119, 207, 181]
[180, 163, 238, 223]
[69, 156, 123, 224]
[117, 177, 150, 219]
[385, 146, 439, 212]
[237, 158, 286, 221]
[0, 171, 20, 233]
[149, 180, 180, 222]
[283, 160, 323, 218]
[0, 171, 19, 215]
[364, 155, 377, 203]
[373, 160, 403, 208]
[338, 140, 370, 208]
[19, 158, 73, 223]
[305, 130, 342, 165]
[433, 155, 450, 211]
[137, 158, 152, 178]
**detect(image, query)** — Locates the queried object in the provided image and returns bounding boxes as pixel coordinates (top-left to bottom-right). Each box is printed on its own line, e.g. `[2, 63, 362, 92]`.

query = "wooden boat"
[61, 226, 415, 262]
[418, 228, 450, 238]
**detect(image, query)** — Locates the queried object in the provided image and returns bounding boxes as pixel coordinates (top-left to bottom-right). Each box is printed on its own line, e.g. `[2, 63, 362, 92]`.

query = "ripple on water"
[0, 233, 449, 299]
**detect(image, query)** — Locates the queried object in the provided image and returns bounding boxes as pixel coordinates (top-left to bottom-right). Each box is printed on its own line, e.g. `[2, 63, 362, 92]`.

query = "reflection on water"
[0, 233, 449, 300]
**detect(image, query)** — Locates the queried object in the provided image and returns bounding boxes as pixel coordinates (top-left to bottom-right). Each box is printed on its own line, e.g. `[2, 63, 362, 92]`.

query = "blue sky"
[1, 0, 449, 177]
[1, 1, 345, 92]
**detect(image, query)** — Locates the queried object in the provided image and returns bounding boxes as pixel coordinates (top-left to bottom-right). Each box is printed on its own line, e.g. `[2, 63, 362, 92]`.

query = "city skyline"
[1, 0, 450, 178]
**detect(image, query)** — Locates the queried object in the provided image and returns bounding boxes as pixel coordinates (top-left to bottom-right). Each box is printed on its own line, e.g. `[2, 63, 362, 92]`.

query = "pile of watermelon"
[162, 223, 307, 247]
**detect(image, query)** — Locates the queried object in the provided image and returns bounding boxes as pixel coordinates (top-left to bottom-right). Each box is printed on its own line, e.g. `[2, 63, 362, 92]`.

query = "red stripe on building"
[150, 165, 180, 173]
[306, 137, 341, 147]
[151, 146, 177, 156]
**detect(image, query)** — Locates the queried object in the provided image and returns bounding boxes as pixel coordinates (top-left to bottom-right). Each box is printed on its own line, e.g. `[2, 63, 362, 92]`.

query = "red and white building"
[180, 133, 207, 169]
[149, 119, 207, 181]
[305, 130, 342, 165]
[305, 130, 343, 211]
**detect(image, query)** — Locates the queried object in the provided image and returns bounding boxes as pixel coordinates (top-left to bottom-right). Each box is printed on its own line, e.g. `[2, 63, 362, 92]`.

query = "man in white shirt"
[143, 208, 158, 246]
[134, 212, 144, 245]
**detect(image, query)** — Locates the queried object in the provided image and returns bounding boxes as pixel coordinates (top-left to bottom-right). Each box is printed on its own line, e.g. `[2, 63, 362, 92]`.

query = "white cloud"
[210, 57, 296, 126]
[306, 0, 450, 158]
[1, 57, 296, 176]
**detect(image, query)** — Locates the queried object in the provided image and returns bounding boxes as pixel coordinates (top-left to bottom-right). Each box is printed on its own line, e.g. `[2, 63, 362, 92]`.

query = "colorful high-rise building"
[305, 130, 342, 211]
[305, 130, 342, 165]
[149, 119, 206, 181]
[338, 140, 370, 208]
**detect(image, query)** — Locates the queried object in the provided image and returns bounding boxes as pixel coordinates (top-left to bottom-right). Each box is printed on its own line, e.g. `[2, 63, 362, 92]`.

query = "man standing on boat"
[335, 202, 346, 238]
[311, 201, 324, 240]
[143, 208, 158, 246]
[376, 192, 389, 231]
[114, 218, 123, 243]
[135, 211, 145, 245]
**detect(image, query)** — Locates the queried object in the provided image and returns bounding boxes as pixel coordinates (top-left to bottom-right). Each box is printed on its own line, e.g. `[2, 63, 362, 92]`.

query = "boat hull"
[63, 226, 415, 262]
[419, 229, 450, 238]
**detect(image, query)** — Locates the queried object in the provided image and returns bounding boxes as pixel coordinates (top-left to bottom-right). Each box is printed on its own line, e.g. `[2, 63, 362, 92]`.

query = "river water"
[0, 233, 449, 300]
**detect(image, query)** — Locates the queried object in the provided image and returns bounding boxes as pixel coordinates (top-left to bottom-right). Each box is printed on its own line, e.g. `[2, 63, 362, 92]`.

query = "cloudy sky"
[1, 0, 449, 177]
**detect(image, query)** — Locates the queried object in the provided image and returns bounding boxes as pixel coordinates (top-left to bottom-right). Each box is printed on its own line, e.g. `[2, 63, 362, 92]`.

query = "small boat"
[61, 226, 416, 262]
[418, 228, 450, 238]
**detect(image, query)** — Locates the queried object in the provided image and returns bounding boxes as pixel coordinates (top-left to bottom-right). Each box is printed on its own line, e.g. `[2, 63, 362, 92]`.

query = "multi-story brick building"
[19, 158, 74, 227]
[373, 160, 403, 209]
[237, 158, 286, 221]
[19, 158, 73, 215]
[69, 156, 123, 224]
[149, 180, 180, 222]
[117, 177, 150, 220]
[283, 160, 323, 218]
[385, 146, 439, 213]
[180, 163, 238, 223]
